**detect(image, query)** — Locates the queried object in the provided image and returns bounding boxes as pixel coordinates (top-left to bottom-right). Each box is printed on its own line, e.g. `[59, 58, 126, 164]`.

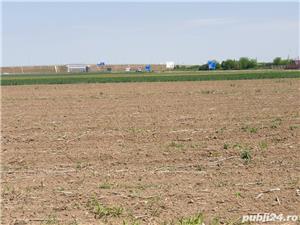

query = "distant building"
[145, 65, 151, 72]
[208, 61, 217, 70]
[286, 59, 300, 69]
[66, 64, 89, 73]
[97, 62, 105, 67]
[166, 61, 175, 69]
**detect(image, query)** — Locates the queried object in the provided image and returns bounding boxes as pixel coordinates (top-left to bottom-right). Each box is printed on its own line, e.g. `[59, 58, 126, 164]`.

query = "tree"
[273, 57, 282, 65]
[273, 57, 293, 66]
[221, 59, 239, 70]
[216, 62, 221, 70]
[239, 57, 250, 69]
[238, 57, 257, 69]
[198, 64, 208, 70]
[248, 59, 257, 68]
[280, 59, 293, 65]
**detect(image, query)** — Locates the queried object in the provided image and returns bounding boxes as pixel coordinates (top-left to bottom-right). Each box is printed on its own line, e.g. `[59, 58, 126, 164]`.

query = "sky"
[1, 1, 299, 66]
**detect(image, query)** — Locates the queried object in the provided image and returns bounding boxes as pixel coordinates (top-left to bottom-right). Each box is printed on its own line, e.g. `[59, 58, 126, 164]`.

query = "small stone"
[188, 199, 194, 204]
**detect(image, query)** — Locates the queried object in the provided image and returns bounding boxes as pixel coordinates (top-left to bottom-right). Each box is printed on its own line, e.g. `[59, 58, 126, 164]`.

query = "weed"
[75, 162, 90, 170]
[25, 186, 32, 193]
[240, 148, 252, 164]
[287, 178, 299, 188]
[241, 125, 258, 133]
[144, 195, 162, 217]
[149, 207, 161, 217]
[43, 215, 59, 225]
[201, 90, 215, 94]
[135, 183, 159, 190]
[216, 181, 229, 187]
[3, 185, 15, 195]
[127, 127, 143, 134]
[270, 124, 277, 129]
[293, 111, 299, 118]
[87, 197, 123, 218]
[76, 162, 81, 170]
[235, 192, 242, 198]
[215, 127, 226, 134]
[208, 151, 221, 157]
[169, 141, 184, 149]
[178, 213, 204, 225]
[241, 125, 248, 132]
[289, 125, 299, 130]
[270, 118, 282, 129]
[123, 220, 141, 225]
[259, 141, 268, 150]
[233, 143, 242, 150]
[223, 143, 229, 150]
[273, 118, 282, 123]
[57, 187, 65, 192]
[190, 143, 201, 149]
[249, 127, 258, 133]
[69, 219, 79, 225]
[72, 202, 80, 209]
[195, 165, 204, 171]
[211, 217, 220, 225]
[99, 183, 112, 189]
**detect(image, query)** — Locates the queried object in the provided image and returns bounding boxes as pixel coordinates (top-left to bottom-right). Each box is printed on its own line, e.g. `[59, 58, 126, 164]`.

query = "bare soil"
[1, 79, 300, 225]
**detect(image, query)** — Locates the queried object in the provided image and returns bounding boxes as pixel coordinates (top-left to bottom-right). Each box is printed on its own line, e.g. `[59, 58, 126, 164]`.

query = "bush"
[273, 57, 282, 65]
[221, 59, 239, 70]
[240, 149, 252, 164]
[221, 58, 257, 70]
[272, 57, 293, 66]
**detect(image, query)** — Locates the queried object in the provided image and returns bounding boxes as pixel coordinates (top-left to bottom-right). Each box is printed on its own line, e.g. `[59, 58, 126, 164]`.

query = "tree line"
[174, 57, 294, 71]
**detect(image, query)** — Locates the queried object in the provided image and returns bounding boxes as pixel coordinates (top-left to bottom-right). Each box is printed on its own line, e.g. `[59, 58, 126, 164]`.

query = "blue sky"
[2, 1, 299, 66]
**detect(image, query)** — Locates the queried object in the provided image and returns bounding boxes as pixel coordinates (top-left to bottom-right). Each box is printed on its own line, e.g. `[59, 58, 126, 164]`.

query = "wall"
[1, 64, 169, 74]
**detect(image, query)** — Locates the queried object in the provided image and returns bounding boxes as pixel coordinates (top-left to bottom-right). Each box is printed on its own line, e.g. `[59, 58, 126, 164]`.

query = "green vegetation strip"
[1, 71, 299, 86]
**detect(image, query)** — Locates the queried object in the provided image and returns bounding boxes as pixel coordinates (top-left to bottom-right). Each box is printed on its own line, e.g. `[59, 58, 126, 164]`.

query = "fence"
[1, 64, 168, 74]
[1, 65, 67, 74]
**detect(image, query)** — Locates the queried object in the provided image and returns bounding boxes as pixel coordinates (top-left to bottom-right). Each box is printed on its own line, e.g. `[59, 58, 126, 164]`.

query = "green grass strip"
[1, 71, 299, 86]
